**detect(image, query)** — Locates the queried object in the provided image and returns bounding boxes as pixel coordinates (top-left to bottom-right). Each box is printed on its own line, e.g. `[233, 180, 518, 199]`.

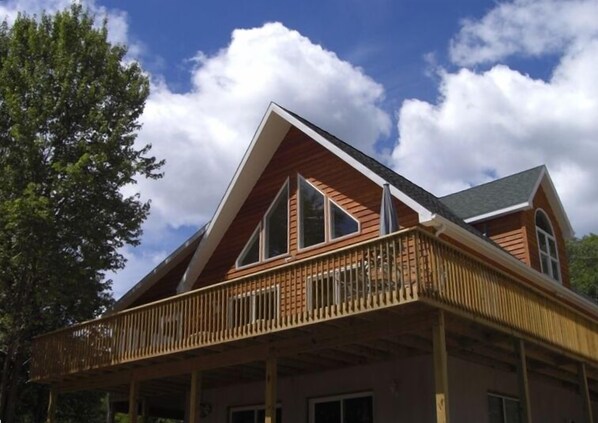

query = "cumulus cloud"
[450, 0, 598, 66]
[392, 0, 598, 235]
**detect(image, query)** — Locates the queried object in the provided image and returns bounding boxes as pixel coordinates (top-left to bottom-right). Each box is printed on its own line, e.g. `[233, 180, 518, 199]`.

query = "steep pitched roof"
[440, 166, 545, 221]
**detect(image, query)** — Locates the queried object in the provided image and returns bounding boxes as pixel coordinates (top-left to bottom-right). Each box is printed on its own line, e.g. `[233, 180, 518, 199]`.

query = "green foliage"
[567, 233, 598, 302]
[0, 5, 162, 422]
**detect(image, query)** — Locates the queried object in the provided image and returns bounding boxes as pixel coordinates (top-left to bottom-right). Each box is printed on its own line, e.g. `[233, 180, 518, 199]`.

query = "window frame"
[235, 179, 290, 269]
[229, 403, 282, 423]
[297, 174, 360, 252]
[534, 209, 561, 282]
[227, 285, 280, 328]
[306, 263, 361, 311]
[308, 391, 373, 423]
[488, 392, 521, 423]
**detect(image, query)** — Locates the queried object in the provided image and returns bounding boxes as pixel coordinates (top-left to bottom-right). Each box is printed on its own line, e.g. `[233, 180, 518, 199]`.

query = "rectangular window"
[307, 265, 361, 311]
[488, 393, 521, 423]
[230, 405, 282, 423]
[228, 286, 279, 328]
[309, 393, 373, 423]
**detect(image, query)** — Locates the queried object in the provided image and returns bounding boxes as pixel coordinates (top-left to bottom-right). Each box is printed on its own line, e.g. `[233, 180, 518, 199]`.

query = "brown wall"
[195, 127, 418, 289]
[472, 212, 529, 265]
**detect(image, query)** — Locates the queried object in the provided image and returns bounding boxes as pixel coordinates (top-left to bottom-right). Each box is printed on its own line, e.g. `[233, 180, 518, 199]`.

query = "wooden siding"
[472, 212, 529, 265]
[195, 127, 418, 289]
[522, 185, 570, 287]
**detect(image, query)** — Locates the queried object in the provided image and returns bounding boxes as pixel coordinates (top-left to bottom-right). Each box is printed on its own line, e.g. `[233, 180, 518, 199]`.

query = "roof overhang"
[177, 103, 434, 293]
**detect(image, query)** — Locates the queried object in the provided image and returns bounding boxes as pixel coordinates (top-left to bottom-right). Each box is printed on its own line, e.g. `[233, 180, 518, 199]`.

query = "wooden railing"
[30, 229, 423, 382]
[30, 228, 598, 383]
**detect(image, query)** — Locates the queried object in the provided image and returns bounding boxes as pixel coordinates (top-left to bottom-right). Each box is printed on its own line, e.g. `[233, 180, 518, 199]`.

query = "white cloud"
[450, 0, 598, 66]
[114, 22, 391, 295]
[392, 0, 598, 236]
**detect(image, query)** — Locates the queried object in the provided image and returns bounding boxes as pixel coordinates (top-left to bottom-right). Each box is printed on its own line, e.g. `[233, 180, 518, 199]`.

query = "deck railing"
[30, 228, 598, 382]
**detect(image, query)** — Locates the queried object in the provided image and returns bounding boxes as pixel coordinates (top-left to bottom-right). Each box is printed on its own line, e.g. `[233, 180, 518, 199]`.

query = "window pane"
[547, 237, 557, 258]
[266, 185, 288, 258]
[540, 253, 549, 275]
[231, 410, 255, 423]
[488, 395, 504, 423]
[310, 276, 336, 309]
[344, 396, 373, 423]
[537, 232, 548, 253]
[331, 202, 358, 239]
[300, 178, 325, 248]
[536, 211, 553, 234]
[504, 398, 521, 423]
[314, 400, 341, 423]
[239, 230, 260, 267]
[551, 259, 561, 281]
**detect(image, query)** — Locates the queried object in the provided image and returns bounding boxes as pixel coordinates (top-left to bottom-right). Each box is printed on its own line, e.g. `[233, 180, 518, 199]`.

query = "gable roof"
[439, 165, 574, 239]
[176, 103, 490, 293]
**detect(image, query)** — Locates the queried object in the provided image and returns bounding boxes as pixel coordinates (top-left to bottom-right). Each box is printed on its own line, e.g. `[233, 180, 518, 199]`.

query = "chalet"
[32, 104, 598, 423]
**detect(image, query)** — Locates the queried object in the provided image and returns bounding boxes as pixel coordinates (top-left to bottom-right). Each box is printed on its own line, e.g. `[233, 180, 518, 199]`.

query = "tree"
[0, 6, 162, 422]
[567, 234, 598, 303]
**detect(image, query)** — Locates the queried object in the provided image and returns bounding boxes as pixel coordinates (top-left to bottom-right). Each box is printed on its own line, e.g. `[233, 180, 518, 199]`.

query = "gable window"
[236, 180, 289, 268]
[535, 209, 561, 282]
[299, 175, 359, 249]
[488, 393, 520, 423]
[309, 392, 373, 423]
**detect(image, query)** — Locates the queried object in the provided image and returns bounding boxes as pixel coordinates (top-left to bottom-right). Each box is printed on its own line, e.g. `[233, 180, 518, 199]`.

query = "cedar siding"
[195, 126, 418, 289]
[471, 212, 529, 265]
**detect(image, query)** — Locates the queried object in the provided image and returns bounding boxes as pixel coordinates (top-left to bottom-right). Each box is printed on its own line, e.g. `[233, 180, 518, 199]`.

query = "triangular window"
[330, 201, 358, 239]
[237, 226, 261, 268]
[265, 183, 289, 259]
[236, 180, 289, 268]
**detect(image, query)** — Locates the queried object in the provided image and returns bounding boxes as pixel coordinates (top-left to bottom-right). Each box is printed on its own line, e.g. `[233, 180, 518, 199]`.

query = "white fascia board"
[425, 214, 598, 319]
[464, 202, 531, 224]
[539, 173, 575, 240]
[277, 106, 434, 222]
[177, 104, 292, 293]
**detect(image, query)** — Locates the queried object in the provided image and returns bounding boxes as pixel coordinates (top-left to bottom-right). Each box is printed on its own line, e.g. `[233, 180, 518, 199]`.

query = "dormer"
[441, 166, 574, 287]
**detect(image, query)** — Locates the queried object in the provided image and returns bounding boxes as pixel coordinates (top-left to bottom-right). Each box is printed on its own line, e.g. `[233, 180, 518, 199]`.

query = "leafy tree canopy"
[567, 233, 598, 303]
[0, 5, 162, 422]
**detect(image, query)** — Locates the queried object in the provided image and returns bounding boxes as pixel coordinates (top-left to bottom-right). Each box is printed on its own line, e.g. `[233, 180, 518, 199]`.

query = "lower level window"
[488, 393, 521, 423]
[309, 392, 373, 423]
[230, 406, 281, 423]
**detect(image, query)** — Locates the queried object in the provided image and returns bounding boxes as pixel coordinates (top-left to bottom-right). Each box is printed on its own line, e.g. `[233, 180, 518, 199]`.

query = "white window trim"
[328, 197, 360, 242]
[263, 179, 290, 261]
[306, 263, 361, 311]
[235, 179, 290, 269]
[488, 392, 520, 423]
[535, 208, 561, 282]
[297, 174, 361, 252]
[227, 285, 280, 328]
[308, 391, 373, 423]
[236, 224, 262, 269]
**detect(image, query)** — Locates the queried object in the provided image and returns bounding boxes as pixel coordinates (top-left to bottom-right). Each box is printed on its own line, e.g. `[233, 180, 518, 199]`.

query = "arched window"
[535, 209, 561, 282]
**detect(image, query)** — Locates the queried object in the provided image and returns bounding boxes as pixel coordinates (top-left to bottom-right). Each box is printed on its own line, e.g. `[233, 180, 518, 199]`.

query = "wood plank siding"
[472, 212, 529, 265]
[196, 127, 418, 289]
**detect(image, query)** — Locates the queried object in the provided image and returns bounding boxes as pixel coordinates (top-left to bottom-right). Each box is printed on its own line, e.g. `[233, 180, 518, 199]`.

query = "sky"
[2, 0, 598, 299]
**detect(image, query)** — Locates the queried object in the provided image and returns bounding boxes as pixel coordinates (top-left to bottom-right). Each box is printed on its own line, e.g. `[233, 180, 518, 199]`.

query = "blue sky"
[2, 0, 598, 299]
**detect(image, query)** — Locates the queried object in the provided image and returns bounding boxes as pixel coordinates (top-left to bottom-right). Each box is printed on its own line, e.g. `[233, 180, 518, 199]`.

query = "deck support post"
[46, 387, 57, 423]
[265, 357, 277, 423]
[129, 380, 139, 423]
[514, 339, 532, 423]
[189, 370, 202, 423]
[578, 362, 594, 423]
[432, 310, 450, 423]
[106, 394, 115, 423]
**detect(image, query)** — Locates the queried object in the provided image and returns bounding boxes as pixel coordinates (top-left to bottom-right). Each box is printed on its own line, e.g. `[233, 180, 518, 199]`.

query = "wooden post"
[189, 370, 202, 423]
[578, 362, 594, 423]
[129, 380, 139, 423]
[265, 358, 277, 423]
[106, 393, 115, 423]
[141, 398, 148, 423]
[432, 311, 450, 423]
[514, 339, 532, 423]
[46, 387, 57, 423]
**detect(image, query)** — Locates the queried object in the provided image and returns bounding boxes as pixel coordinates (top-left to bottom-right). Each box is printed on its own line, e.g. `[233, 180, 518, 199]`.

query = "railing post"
[514, 339, 532, 423]
[432, 310, 450, 423]
[578, 362, 594, 423]
[189, 370, 202, 423]
[46, 387, 57, 423]
[129, 380, 139, 423]
[265, 357, 277, 423]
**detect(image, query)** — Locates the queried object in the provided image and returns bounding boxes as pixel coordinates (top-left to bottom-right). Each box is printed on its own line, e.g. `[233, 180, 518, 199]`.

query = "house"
[32, 103, 598, 423]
